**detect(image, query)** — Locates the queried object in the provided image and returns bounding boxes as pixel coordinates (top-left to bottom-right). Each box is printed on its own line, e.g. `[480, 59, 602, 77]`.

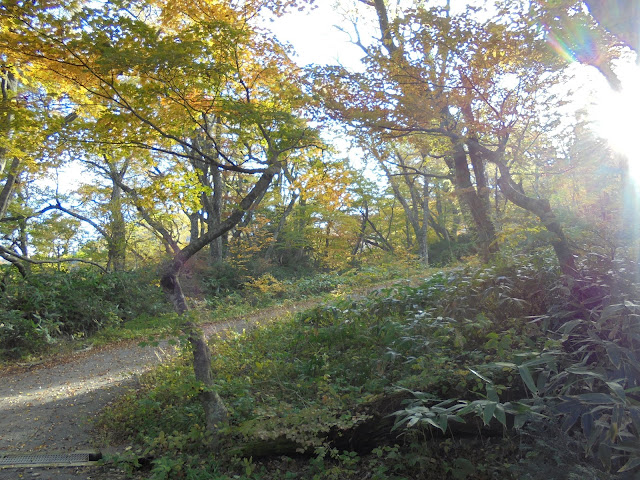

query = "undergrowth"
[0, 268, 167, 360]
[0, 260, 422, 362]
[93, 252, 640, 478]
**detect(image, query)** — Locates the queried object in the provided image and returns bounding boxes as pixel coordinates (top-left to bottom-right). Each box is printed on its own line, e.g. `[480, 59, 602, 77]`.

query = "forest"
[1, 0, 640, 478]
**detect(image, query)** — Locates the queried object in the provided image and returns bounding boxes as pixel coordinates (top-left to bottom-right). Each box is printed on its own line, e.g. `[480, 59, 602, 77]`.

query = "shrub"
[0, 268, 166, 359]
[0, 310, 51, 359]
[242, 273, 286, 306]
[201, 261, 247, 296]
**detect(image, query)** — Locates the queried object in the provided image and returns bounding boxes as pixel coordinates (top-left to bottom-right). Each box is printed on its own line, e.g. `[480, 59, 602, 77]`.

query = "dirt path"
[0, 301, 318, 480]
[0, 279, 418, 480]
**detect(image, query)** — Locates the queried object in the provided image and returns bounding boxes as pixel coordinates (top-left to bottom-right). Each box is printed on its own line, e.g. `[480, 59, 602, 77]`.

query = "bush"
[0, 310, 51, 359]
[201, 261, 247, 296]
[0, 268, 167, 359]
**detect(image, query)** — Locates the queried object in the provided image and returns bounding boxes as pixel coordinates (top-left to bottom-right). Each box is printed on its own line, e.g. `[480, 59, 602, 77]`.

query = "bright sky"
[267, 0, 485, 69]
[267, 2, 367, 69]
[588, 59, 640, 181]
[269, 1, 640, 189]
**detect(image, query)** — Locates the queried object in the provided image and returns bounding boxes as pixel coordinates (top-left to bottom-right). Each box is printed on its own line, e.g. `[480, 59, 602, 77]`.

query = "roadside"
[0, 299, 323, 480]
[0, 278, 422, 480]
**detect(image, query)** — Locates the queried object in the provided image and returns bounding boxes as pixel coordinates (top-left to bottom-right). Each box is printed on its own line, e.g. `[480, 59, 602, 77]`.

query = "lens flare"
[590, 63, 640, 185]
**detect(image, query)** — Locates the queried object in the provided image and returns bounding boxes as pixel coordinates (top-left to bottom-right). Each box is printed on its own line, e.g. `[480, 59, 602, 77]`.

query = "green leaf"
[561, 406, 581, 433]
[598, 442, 612, 470]
[604, 342, 622, 369]
[575, 393, 616, 404]
[406, 416, 420, 428]
[599, 304, 625, 325]
[586, 425, 603, 454]
[518, 365, 538, 395]
[560, 319, 584, 334]
[514, 414, 527, 429]
[425, 417, 446, 433]
[468, 368, 492, 384]
[483, 402, 497, 426]
[581, 412, 594, 437]
[520, 355, 554, 368]
[606, 381, 626, 401]
[492, 362, 517, 368]
[448, 414, 466, 424]
[494, 403, 507, 427]
[629, 407, 640, 436]
[486, 384, 499, 402]
[452, 458, 476, 479]
[618, 456, 640, 473]
[565, 366, 605, 380]
[437, 414, 449, 433]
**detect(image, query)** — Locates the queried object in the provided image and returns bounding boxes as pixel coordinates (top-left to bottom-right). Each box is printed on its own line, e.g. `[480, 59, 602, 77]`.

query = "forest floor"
[0, 300, 319, 480]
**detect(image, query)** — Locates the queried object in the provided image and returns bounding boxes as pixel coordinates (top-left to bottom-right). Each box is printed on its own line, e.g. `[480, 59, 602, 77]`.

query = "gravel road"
[0, 303, 313, 480]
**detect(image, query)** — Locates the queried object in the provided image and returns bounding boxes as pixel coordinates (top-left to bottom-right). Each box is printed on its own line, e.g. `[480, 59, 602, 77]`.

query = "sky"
[267, 0, 487, 69]
[267, 2, 367, 69]
[267, 0, 640, 186]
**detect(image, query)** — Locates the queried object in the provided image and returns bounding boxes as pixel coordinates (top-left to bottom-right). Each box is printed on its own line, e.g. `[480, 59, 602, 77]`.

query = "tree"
[359, 136, 452, 265]
[3, 0, 320, 443]
[318, 1, 579, 274]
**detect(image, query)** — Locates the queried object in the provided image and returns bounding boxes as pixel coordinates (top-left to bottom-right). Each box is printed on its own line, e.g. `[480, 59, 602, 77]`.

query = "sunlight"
[589, 61, 640, 184]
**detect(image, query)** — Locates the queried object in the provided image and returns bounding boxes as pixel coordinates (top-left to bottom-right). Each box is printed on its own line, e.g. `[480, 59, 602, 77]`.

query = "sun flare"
[589, 62, 640, 184]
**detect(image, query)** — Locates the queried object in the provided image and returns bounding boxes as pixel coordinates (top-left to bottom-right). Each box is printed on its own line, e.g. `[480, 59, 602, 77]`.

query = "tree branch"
[52, 201, 109, 238]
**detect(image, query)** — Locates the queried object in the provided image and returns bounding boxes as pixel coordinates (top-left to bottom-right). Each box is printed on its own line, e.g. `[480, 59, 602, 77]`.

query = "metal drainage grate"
[0, 451, 102, 468]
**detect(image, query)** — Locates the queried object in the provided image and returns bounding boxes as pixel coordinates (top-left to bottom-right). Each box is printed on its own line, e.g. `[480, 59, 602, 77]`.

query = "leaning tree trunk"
[160, 272, 228, 444]
[160, 164, 279, 445]
[492, 157, 577, 277]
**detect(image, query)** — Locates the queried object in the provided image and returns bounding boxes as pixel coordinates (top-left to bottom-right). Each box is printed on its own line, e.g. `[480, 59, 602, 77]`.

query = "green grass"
[0, 260, 426, 364]
[94, 258, 552, 479]
[96, 253, 640, 479]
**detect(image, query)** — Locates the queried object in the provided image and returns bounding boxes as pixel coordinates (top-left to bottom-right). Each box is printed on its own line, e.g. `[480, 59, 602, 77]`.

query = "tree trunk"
[209, 166, 224, 263]
[495, 167, 577, 277]
[487, 154, 577, 277]
[106, 161, 128, 272]
[0, 71, 17, 175]
[159, 271, 228, 447]
[160, 163, 279, 444]
[189, 211, 200, 244]
[377, 159, 427, 262]
[111, 173, 181, 255]
[449, 141, 496, 261]
[351, 199, 369, 257]
[0, 157, 21, 221]
[366, 217, 394, 253]
[418, 180, 429, 266]
[265, 191, 298, 261]
[17, 216, 31, 275]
